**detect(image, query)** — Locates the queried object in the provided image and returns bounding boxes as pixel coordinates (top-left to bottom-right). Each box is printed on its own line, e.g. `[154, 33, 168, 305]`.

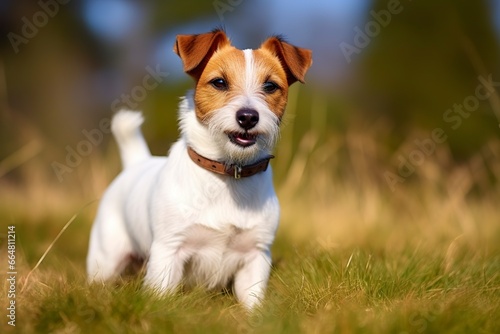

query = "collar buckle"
[234, 165, 242, 179]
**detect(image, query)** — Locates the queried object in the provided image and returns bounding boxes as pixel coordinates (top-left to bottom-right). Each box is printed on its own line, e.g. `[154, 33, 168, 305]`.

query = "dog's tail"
[111, 110, 151, 169]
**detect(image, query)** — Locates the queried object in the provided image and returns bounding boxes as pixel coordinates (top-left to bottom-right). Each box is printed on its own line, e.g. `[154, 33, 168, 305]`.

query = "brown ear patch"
[260, 36, 313, 86]
[174, 29, 231, 80]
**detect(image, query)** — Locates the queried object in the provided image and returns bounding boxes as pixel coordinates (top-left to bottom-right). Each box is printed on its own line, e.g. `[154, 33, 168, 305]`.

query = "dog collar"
[187, 146, 274, 179]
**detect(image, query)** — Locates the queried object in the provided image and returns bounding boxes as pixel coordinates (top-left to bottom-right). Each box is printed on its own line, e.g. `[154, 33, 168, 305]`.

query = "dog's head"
[174, 29, 312, 164]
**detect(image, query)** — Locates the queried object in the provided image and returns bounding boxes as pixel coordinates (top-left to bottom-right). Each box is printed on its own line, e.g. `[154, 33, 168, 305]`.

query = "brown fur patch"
[194, 45, 289, 122]
[194, 45, 246, 121]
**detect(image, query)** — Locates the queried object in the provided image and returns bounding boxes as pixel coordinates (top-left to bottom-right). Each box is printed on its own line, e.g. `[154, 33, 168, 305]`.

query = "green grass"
[5, 232, 500, 333]
[3, 176, 499, 333]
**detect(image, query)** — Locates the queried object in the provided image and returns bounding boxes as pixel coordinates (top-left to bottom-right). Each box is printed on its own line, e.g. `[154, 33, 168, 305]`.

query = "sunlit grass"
[5, 219, 500, 333]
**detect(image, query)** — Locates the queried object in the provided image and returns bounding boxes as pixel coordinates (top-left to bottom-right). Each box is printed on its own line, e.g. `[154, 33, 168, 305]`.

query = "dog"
[87, 29, 312, 309]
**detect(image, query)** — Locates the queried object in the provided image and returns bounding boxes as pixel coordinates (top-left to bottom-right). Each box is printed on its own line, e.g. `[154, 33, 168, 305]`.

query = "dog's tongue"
[229, 132, 257, 147]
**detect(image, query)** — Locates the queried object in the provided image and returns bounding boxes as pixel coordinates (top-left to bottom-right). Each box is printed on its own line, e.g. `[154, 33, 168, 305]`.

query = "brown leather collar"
[187, 146, 274, 179]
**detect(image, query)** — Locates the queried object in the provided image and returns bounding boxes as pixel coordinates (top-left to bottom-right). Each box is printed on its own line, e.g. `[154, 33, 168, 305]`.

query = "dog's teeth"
[227, 132, 257, 147]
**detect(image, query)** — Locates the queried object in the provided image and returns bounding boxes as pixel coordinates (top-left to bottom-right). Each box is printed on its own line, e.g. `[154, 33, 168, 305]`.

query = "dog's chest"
[179, 224, 258, 288]
[182, 224, 257, 255]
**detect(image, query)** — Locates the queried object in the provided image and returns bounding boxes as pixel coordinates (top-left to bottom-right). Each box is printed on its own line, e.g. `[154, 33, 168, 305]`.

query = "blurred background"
[1, 0, 499, 263]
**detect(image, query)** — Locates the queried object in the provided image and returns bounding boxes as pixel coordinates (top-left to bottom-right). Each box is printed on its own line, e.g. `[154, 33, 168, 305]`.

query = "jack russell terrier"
[87, 29, 312, 309]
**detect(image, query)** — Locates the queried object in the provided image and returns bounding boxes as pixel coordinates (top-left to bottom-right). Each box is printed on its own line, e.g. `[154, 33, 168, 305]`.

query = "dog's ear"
[260, 36, 312, 86]
[174, 29, 231, 80]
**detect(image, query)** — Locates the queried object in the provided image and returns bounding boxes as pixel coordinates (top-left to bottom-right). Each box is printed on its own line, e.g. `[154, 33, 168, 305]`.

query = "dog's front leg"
[144, 241, 185, 293]
[234, 249, 272, 310]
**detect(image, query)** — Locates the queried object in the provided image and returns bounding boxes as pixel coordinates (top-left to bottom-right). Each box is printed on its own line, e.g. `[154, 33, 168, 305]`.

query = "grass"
[1, 93, 500, 333]
[4, 219, 500, 333]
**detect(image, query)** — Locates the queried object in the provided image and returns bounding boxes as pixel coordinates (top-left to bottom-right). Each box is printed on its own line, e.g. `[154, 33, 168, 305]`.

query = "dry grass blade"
[0, 140, 43, 178]
[20, 201, 97, 293]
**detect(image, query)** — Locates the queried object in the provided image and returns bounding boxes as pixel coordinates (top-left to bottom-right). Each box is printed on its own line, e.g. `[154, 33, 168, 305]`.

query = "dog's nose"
[236, 108, 259, 130]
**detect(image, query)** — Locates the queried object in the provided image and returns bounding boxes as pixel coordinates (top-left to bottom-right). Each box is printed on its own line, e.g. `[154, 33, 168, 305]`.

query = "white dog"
[87, 29, 312, 309]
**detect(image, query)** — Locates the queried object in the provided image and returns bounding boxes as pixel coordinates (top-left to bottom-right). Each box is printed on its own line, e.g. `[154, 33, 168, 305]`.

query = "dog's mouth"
[227, 132, 258, 147]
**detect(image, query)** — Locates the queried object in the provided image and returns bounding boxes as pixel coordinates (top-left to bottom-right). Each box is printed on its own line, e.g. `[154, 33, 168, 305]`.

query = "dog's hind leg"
[86, 214, 135, 282]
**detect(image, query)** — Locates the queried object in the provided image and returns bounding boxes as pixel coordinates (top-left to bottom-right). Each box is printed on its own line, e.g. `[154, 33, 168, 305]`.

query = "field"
[2, 1, 500, 333]
[1, 93, 500, 334]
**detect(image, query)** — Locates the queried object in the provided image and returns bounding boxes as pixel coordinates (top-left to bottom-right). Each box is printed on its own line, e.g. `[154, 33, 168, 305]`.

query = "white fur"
[110, 111, 151, 168]
[243, 49, 254, 93]
[87, 89, 280, 308]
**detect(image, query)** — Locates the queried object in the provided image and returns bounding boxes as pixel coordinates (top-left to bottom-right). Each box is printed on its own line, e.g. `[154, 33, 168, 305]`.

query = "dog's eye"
[263, 81, 279, 94]
[210, 78, 228, 90]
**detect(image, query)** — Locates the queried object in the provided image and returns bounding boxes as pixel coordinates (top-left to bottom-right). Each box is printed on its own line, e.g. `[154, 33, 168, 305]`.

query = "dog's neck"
[186, 146, 274, 179]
